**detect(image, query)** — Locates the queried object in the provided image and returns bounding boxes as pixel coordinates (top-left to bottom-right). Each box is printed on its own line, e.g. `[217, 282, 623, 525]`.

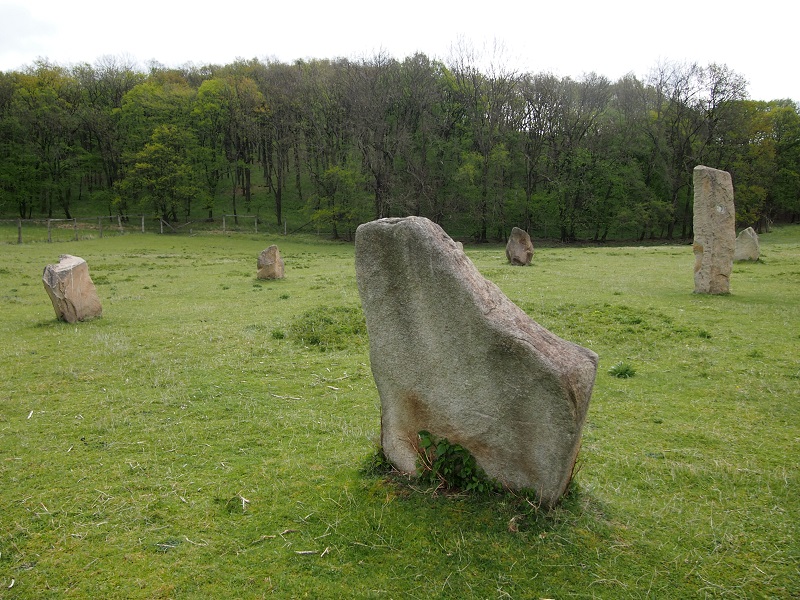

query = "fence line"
[0, 216, 141, 244]
[0, 215, 325, 244]
[222, 215, 258, 234]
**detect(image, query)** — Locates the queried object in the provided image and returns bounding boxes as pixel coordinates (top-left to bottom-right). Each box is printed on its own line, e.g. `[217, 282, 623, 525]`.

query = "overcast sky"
[0, 0, 795, 102]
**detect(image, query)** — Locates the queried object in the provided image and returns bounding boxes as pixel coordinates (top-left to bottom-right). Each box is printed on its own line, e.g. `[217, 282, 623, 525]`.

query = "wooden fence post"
[47, 219, 52, 243]
[17, 219, 22, 244]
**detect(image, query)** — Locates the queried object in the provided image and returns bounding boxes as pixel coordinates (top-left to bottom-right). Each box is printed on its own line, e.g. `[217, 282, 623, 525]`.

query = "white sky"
[0, 0, 796, 102]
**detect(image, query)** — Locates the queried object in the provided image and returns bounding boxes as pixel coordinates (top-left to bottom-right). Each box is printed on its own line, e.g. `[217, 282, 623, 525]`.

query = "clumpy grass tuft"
[608, 361, 636, 378]
[359, 446, 394, 477]
[289, 304, 366, 351]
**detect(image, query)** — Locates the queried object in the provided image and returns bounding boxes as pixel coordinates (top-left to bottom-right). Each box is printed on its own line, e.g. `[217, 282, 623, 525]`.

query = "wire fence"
[0, 215, 300, 245]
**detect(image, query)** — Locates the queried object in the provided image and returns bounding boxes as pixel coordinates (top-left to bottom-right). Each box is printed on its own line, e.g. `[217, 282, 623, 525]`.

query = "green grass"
[1, 227, 798, 598]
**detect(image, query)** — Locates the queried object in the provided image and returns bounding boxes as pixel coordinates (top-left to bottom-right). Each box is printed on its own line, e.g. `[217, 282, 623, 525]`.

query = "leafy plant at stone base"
[415, 430, 500, 494]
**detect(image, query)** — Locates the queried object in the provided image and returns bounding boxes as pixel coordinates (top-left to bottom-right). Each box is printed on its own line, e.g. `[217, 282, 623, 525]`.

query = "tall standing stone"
[257, 245, 285, 279]
[355, 216, 598, 508]
[42, 255, 103, 323]
[693, 165, 735, 294]
[734, 226, 760, 261]
[506, 227, 534, 266]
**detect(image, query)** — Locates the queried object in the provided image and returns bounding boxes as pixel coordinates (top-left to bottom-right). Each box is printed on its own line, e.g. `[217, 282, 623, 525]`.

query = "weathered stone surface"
[734, 226, 760, 261]
[693, 165, 735, 294]
[257, 245, 285, 279]
[355, 216, 598, 507]
[506, 227, 534, 266]
[42, 255, 102, 323]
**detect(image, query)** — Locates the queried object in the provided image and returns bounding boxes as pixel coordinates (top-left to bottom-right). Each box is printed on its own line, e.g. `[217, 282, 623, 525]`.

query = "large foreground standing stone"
[693, 165, 735, 294]
[506, 227, 534, 266]
[734, 226, 760, 261]
[355, 217, 598, 507]
[257, 245, 285, 279]
[42, 255, 102, 323]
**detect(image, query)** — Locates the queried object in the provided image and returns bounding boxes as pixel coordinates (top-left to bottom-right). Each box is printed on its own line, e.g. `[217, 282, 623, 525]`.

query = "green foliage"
[119, 124, 204, 220]
[416, 431, 499, 493]
[1, 56, 797, 239]
[307, 166, 369, 241]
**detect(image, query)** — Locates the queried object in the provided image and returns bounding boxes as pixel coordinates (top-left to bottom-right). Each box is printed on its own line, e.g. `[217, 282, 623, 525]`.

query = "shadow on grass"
[32, 317, 109, 329]
[358, 447, 614, 539]
[32, 318, 74, 329]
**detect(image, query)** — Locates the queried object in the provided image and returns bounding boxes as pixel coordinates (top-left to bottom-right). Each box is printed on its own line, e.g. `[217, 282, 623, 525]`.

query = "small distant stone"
[257, 245, 285, 279]
[734, 227, 760, 261]
[42, 255, 102, 323]
[505, 227, 534, 266]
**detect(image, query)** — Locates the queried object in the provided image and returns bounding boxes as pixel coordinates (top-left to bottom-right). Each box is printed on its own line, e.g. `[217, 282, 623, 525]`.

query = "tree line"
[1, 52, 798, 242]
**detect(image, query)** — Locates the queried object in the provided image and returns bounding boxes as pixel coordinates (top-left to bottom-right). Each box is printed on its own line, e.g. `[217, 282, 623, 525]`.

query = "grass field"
[1, 225, 797, 598]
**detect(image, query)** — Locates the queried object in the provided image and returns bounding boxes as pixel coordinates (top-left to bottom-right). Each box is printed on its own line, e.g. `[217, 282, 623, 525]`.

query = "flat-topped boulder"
[257, 245, 285, 279]
[355, 216, 598, 507]
[42, 254, 103, 323]
[506, 227, 534, 265]
[693, 165, 735, 294]
[734, 227, 760, 261]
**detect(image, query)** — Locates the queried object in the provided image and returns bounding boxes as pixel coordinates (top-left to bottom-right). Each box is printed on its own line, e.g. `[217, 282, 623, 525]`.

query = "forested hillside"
[1, 53, 798, 241]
